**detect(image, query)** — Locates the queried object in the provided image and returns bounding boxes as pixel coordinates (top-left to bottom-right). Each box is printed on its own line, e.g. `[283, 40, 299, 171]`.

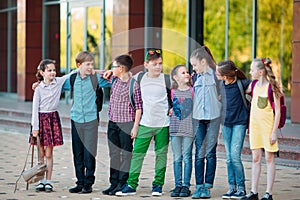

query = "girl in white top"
[30, 59, 77, 192]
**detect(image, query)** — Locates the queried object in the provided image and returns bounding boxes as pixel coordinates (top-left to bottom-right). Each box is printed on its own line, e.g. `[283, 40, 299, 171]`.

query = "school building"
[0, 0, 300, 123]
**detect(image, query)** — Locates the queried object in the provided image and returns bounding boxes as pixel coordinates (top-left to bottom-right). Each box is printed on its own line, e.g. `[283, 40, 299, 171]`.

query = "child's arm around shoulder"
[96, 73, 112, 88]
[245, 80, 254, 94]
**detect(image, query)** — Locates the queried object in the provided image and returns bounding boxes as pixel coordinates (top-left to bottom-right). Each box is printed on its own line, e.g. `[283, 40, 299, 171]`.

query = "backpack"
[237, 79, 250, 112]
[251, 80, 286, 129]
[129, 72, 172, 111]
[70, 73, 104, 119]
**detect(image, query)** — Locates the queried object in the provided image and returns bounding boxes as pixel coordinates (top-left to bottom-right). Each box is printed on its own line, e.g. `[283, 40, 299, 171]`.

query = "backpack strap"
[136, 72, 145, 85]
[171, 89, 175, 100]
[90, 73, 98, 92]
[267, 83, 275, 110]
[70, 73, 77, 88]
[129, 78, 137, 110]
[164, 74, 171, 89]
[164, 74, 172, 109]
[70, 73, 77, 98]
[129, 72, 146, 111]
[190, 86, 194, 98]
[237, 79, 249, 111]
[251, 79, 258, 97]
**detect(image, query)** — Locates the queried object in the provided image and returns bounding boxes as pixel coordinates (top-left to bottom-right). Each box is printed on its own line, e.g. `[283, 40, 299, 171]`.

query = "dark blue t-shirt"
[220, 79, 251, 126]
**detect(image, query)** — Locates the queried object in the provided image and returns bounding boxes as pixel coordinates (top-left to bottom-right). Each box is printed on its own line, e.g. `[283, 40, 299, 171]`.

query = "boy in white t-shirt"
[116, 49, 171, 197]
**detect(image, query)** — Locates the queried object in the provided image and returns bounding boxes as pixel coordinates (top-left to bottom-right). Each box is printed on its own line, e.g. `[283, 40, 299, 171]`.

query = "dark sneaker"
[102, 185, 117, 195]
[231, 190, 246, 199]
[222, 189, 236, 199]
[200, 187, 211, 198]
[260, 193, 273, 200]
[241, 192, 259, 200]
[80, 185, 92, 194]
[35, 183, 45, 192]
[109, 184, 125, 195]
[115, 184, 136, 196]
[44, 183, 53, 192]
[152, 184, 162, 196]
[170, 186, 181, 197]
[69, 185, 83, 193]
[179, 186, 191, 197]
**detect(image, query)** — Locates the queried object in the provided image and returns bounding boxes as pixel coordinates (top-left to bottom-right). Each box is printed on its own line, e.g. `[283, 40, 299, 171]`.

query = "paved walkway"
[0, 94, 300, 199]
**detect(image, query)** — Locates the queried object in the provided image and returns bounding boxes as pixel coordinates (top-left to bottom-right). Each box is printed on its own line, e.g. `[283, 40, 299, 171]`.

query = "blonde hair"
[252, 58, 283, 98]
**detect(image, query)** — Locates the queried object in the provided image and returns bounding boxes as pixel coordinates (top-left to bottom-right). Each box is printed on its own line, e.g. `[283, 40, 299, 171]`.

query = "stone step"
[217, 138, 300, 161]
[0, 110, 108, 135]
[1, 109, 300, 167]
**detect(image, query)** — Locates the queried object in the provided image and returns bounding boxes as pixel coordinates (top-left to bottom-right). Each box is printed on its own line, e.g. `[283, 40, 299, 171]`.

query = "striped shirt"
[108, 77, 142, 122]
[169, 88, 194, 137]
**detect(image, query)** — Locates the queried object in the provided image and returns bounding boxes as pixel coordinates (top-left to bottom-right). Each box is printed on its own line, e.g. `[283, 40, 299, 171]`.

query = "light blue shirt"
[193, 68, 221, 120]
[63, 73, 111, 123]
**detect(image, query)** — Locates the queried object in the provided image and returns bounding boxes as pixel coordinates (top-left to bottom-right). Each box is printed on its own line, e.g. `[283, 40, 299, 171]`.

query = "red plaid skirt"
[29, 111, 63, 147]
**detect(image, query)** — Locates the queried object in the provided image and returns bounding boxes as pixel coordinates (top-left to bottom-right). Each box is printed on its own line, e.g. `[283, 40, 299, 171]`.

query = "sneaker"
[152, 184, 162, 196]
[109, 184, 125, 195]
[179, 186, 191, 197]
[170, 186, 181, 197]
[69, 185, 83, 193]
[192, 187, 203, 199]
[200, 187, 211, 198]
[80, 185, 92, 194]
[260, 193, 273, 200]
[231, 190, 246, 199]
[102, 184, 117, 195]
[115, 184, 136, 196]
[35, 183, 45, 192]
[241, 192, 259, 200]
[44, 183, 53, 192]
[222, 189, 237, 199]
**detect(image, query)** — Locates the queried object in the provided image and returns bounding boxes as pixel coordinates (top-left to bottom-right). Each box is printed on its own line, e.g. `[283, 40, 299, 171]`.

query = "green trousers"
[127, 125, 169, 189]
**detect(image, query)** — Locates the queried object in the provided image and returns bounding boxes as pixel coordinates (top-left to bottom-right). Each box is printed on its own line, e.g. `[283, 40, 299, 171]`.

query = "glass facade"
[0, 0, 293, 93]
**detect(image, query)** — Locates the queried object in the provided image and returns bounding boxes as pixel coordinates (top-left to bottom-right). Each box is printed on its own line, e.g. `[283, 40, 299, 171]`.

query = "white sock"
[38, 179, 45, 184]
[45, 180, 52, 185]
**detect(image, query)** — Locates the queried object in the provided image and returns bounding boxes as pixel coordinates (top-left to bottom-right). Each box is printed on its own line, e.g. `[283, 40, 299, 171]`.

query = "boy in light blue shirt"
[63, 51, 110, 194]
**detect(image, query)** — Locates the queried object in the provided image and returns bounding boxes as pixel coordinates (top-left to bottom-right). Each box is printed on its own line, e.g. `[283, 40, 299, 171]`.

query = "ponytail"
[253, 58, 283, 98]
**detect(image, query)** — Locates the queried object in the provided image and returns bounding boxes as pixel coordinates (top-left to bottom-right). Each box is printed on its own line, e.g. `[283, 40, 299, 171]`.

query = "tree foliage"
[162, 0, 292, 92]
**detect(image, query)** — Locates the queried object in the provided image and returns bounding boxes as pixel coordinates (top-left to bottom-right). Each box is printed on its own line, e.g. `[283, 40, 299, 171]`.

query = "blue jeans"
[222, 124, 246, 191]
[171, 136, 194, 188]
[194, 118, 220, 189]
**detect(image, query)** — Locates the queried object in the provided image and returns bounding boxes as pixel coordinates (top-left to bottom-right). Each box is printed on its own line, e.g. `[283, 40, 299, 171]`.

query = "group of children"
[30, 46, 282, 200]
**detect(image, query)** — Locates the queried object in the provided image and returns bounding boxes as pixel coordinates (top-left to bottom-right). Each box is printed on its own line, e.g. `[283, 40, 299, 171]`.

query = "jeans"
[222, 124, 246, 191]
[71, 119, 98, 187]
[194, 118, 220, 189]
[171, 136, 194, 187]
[127, 125, 169, 189]
[107, 121, 133, 186]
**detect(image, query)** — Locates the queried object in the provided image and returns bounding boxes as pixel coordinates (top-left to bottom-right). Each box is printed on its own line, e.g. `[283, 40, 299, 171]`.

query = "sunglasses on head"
[144, 49, 161, 61]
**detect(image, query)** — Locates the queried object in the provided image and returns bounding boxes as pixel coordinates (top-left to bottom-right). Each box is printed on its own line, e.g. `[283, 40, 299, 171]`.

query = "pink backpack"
[251, 80, 287, 129]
